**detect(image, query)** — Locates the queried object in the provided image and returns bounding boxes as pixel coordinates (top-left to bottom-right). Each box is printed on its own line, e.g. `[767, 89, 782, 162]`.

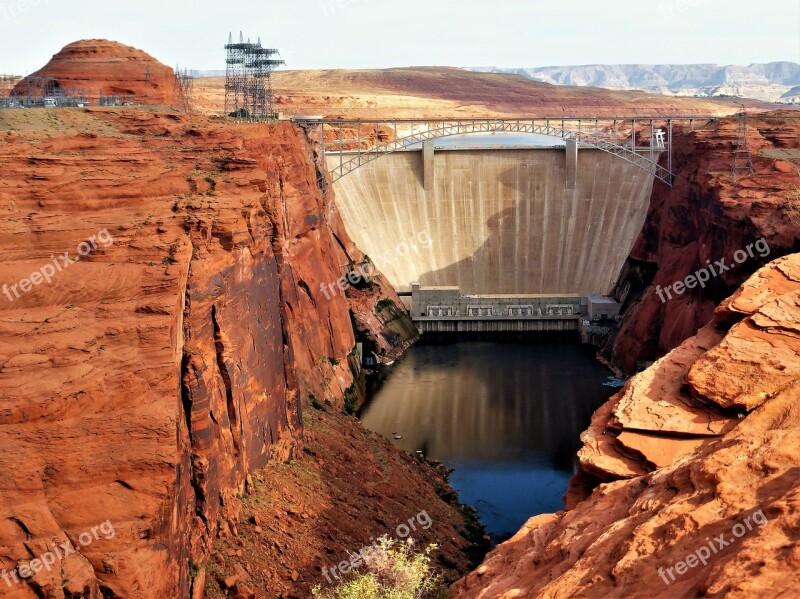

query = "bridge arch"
[298, 117, 706, 187]
[304, 115, 716, 298]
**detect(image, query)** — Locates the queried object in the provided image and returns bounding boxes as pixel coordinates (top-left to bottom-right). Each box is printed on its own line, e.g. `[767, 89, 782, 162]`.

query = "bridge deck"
[297, 115, 714, 186]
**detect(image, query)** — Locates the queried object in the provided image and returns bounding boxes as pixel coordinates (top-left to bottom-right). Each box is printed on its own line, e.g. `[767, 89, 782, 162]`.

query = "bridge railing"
[297, 116, 719, 187]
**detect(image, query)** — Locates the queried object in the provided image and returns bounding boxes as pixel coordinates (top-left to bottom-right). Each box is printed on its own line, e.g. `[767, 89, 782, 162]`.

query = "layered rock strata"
[454, 255, 800, 598]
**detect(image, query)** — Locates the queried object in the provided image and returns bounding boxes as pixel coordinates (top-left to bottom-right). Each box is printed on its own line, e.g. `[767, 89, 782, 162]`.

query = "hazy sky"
[0, 0, 798, 74]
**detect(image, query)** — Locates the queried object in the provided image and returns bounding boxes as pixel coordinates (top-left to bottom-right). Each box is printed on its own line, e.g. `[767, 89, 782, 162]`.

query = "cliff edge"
[0, 107, 429, 598]
[453, 255, 800, 598]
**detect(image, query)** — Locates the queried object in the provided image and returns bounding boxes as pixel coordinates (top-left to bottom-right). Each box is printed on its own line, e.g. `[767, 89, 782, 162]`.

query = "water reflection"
[359, 341, 612, 541]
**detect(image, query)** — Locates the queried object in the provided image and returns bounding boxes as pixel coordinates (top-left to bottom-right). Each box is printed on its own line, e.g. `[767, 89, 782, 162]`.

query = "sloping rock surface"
[454, 256, 800, 599]
[0, 109, 412, 598]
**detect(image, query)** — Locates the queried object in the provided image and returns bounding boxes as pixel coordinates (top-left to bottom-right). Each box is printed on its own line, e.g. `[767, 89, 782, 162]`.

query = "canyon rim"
[1, 3, 799, 599]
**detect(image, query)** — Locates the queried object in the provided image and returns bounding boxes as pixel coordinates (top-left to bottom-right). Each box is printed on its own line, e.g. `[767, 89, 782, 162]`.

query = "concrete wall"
[411, 285, 582, 319]
[332, 147, 655, 295]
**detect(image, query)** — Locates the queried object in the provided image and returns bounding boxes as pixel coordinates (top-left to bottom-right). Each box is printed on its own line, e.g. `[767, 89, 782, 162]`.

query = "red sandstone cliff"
[611, 112, 800, 372]
[0, 107, 426, 598]
[453, 112, 800, 599]
[453, 254, 800, 598]
[13, 40, 176, 105]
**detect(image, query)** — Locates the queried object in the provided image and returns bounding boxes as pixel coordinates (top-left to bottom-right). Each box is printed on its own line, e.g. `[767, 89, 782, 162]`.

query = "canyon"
[0, 39, 798, 599]
[0, 106, 476, 598]
[453, 254, 800, 598]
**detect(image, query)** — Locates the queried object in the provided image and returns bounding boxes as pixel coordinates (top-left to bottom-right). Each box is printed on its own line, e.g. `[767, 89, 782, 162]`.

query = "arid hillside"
[193, 67, 775, 119]
[14, 40, 176, 105]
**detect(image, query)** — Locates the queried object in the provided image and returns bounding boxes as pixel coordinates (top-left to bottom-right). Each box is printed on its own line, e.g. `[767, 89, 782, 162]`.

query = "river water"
[359, 341, 614, 543]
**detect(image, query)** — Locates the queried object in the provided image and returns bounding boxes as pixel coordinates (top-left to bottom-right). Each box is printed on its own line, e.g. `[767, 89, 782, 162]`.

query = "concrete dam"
[331, 142, 657, 332]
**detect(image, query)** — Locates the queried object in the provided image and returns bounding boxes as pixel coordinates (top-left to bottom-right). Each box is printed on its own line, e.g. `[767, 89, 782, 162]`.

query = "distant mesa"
[469, 63, 800, 103]
[13, 39, 175, 105]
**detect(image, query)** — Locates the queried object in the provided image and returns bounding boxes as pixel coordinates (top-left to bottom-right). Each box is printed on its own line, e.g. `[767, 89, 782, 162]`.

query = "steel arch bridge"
[295, 116, 717, 187]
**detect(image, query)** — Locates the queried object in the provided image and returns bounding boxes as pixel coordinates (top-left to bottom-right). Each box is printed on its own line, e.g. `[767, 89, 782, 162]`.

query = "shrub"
[162, 243, 178, 266]
[187, 560, 200, 583]
[343, 384, 358, 415]
[312, 537, 447, 599]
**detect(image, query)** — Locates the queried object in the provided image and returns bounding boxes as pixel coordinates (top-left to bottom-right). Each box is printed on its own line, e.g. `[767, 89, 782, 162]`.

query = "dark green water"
[359, 341, 614, 543]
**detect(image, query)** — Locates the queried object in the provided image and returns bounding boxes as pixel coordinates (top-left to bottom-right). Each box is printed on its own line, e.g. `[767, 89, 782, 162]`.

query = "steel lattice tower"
[224, 32, 284, 121]
[732, 108, 755, 181]
[172, 66, 195, 113]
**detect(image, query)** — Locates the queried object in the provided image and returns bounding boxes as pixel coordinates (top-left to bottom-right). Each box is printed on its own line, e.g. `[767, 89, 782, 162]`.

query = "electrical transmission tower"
[732, 107, 755, 181]
[224, 31, 285, 121]
[172, 66, 195, 113]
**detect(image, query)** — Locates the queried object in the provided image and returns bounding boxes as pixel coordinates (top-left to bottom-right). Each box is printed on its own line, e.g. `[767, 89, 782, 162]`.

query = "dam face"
[332, 147, 655, 296]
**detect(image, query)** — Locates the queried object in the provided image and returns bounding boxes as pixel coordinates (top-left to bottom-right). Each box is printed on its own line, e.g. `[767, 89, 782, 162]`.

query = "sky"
[0, 0, 798, 75]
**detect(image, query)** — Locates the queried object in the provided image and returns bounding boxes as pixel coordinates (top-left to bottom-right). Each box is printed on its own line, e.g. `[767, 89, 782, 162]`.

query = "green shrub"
[312, 538, 447, 599]
[343, 384, 358, 414]
[187, 560, 200, 584]
[162, 243, 178, 266]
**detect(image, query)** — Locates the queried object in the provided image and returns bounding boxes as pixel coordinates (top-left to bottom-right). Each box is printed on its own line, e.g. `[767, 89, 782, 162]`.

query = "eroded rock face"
[0, 109, 412, 598]
[453, 256, 800, 598]
[13, 40, 176, 105]
[612, 112, 800, 372]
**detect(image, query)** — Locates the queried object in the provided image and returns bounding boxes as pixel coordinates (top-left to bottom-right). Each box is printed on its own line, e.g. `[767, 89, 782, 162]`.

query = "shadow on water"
[359, 338, 614, 544]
